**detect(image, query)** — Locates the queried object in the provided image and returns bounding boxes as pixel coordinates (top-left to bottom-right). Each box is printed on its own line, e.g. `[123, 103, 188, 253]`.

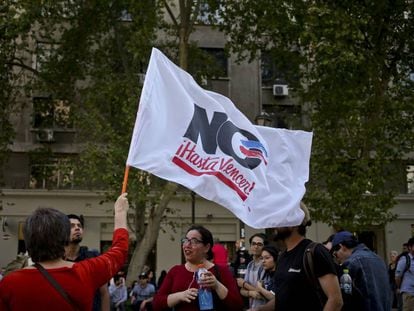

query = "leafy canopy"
[214, 0, 414, 230]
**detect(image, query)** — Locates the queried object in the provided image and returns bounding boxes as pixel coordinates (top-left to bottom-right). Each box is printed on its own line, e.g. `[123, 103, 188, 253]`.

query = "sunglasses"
[251, 242, 264, 247]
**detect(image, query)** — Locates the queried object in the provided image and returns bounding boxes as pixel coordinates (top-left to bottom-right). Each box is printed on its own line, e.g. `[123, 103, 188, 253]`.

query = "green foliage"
[2, 0, 232, 281]
[217, 0, 414, 230]
[0, 2, 21, 183]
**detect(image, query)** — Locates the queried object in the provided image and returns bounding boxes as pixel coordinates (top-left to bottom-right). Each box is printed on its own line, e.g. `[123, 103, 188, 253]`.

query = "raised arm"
[75, 193, 129, 289]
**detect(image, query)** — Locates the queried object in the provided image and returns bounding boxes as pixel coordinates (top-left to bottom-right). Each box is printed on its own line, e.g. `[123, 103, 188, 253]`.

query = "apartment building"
[1, 3, 413, 275]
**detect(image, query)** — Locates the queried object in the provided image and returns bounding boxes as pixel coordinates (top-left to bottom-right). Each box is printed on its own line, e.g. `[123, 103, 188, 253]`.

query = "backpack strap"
[400, 253, 411, 281]
[302, 242, 326, 307]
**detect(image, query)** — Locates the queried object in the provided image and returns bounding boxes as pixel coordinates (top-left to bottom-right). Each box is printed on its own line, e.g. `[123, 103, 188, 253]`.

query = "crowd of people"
[0, 195, 412, 311]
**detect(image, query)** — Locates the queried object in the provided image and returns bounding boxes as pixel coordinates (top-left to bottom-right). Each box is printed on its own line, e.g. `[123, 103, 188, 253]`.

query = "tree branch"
[162, 0, 178, 28]
[8, 60, 39, 76]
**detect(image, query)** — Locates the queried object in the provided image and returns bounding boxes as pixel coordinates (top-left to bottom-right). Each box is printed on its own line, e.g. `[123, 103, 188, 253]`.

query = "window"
[201, 48, 228, 77]
[33, 97, 72, 129]
[407, 165, 414, 194]
[261, 51, 288, 87]
[260, 51, 300, 88]
[29, 158, 74, 190]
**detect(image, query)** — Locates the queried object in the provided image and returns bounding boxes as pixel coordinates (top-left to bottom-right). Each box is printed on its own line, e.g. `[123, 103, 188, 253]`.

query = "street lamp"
[255, 111, 273, 126]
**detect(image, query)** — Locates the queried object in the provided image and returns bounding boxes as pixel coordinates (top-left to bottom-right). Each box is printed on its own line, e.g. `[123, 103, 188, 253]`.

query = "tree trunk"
[126, 182, 178, 285]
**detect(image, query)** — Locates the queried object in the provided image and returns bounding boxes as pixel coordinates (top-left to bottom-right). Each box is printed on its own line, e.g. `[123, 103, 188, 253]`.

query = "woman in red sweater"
[0, 193, 129, 311]
[152, 225, 243, 311]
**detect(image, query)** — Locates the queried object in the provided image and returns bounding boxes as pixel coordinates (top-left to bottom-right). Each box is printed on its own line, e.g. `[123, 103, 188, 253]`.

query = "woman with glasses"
[257, 246, 279, 302]
[152, 225, 243, 310]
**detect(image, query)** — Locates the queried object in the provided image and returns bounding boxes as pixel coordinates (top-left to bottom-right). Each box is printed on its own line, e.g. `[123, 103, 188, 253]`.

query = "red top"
[0, 228, 128, 311]
[152, 264, 243, 311]
[212, 243, 229, 266]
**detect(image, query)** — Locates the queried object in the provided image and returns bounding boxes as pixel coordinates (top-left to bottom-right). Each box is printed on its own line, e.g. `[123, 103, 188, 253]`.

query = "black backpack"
[303, 242, 364, 310]
[303, 242, 327, 307]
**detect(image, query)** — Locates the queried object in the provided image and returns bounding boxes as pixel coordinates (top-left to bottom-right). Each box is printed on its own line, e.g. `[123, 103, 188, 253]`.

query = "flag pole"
[121, 165, 130, 194]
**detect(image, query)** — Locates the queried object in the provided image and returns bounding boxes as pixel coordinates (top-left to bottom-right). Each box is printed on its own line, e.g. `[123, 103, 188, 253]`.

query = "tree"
[2, 0, 225, 285]
[0, 2, 28, 184]
[215, 0, 414, 230]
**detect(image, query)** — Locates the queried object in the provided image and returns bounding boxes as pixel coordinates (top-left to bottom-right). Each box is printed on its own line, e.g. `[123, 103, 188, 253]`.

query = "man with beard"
[255, 203, 343, 311]
[65, 214, 110, 311]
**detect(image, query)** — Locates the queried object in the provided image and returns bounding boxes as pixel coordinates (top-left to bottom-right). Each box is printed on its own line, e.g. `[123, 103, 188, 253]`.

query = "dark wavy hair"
[24, 208, 71, 262]
[261, 245, 279, 263]
[67, 214, 84, 228]
[186, 225, 214, 260]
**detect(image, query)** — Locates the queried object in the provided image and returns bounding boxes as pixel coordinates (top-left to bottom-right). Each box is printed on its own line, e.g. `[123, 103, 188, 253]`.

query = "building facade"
[1, 4, 414, 277]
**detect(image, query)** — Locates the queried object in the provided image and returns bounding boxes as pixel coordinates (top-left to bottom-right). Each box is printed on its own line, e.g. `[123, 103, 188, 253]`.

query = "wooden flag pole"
[121, 165, 130, 194]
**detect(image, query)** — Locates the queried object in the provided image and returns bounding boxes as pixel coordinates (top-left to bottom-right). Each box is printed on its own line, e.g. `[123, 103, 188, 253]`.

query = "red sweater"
[152, 264, 243, 311]
[0, 228, 128, 311]
[212, 244, 228, 266]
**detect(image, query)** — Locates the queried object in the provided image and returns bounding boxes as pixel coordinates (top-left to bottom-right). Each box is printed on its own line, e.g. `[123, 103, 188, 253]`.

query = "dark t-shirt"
[274, 239, 337, 311]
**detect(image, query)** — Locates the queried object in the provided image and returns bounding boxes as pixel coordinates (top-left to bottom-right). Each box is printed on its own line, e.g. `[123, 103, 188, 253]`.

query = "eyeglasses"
[181, 237, 203, 245]
[251, 242, 264, 247]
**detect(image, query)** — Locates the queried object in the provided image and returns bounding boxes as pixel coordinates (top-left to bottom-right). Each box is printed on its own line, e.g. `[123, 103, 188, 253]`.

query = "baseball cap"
[139, 272, 148, 279]
[332, 231, 354, 248]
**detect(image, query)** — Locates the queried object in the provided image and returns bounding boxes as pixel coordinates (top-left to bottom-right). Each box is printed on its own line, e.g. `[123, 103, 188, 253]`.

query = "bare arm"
[319, 273, 343, 311]
[99, 284, 110, 311]
[256, 281, 274, 301]
[239, 279, 263, 299]
[140, 297, 153, 311]
[395, 275, 402, 289]
[254, 298, 275, 311]
[198, 271, 229, 300]
[214, 278, 229, 300]
[167, 289, 198, 307]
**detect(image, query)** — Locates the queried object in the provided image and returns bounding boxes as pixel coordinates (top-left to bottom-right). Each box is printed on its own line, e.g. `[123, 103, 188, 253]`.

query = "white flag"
[127, 48, 313, 229]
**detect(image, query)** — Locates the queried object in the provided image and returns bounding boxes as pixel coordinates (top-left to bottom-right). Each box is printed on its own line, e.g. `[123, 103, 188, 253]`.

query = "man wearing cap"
[256, 202, 343, 311]
[130, 272, 156, 311]
[331, 231, 391, 310]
